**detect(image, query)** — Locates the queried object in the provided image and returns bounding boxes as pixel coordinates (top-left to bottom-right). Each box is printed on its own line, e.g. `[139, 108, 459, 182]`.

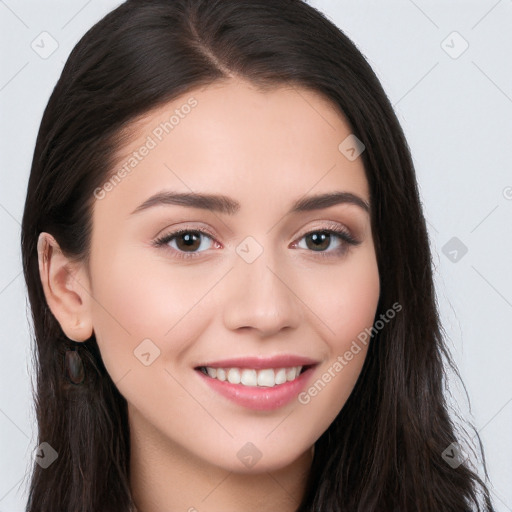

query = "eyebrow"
[130, 190, 370, 216]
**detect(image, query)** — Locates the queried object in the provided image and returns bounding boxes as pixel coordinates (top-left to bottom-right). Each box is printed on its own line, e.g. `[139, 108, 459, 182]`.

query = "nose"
[222, 250, 302, 337]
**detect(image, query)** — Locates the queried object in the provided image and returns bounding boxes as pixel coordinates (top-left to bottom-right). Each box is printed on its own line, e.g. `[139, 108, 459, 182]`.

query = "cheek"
[88, 246, 215, 382]
[302, 247, 380, 345]
[294, 249, 379, 424]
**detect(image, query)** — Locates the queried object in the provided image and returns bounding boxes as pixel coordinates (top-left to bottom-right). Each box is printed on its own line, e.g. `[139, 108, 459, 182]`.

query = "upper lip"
[195, 355, 319, 369]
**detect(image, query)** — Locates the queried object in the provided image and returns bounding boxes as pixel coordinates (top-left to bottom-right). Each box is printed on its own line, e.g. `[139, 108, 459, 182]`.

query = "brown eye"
[154, 229, 215, 257]
[304, 232, 332, 252]
[174, 231, 202, 252]
[294, 227, 360, 258]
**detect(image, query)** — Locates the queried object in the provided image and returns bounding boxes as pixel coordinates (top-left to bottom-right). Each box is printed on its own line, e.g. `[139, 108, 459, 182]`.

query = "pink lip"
[196, 354, 318, 369]
[195, 364, 317, 411]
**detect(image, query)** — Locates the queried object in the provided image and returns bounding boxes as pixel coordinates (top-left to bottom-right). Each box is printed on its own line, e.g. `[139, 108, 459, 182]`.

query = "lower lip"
[196, 366, 316, 411]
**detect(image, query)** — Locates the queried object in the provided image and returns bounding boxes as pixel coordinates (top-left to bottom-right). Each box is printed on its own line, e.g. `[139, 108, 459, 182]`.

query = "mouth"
[196, 364, 312, 388]
[193, 355, 318, 411]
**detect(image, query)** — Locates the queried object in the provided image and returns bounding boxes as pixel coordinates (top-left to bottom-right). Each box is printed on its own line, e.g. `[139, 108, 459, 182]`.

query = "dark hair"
[21, 0, 495, 510]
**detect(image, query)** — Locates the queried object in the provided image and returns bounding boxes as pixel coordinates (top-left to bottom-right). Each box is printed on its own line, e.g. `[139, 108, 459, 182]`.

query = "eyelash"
[152, 223, 361, 261]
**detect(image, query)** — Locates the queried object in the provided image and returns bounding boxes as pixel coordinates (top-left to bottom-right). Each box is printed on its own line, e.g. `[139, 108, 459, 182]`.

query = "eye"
[153, 228, 218, 260]
[292, 224, 360, 258]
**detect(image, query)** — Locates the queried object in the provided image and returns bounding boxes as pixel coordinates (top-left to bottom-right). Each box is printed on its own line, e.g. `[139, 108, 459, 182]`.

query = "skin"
[38, 78, 380, 512]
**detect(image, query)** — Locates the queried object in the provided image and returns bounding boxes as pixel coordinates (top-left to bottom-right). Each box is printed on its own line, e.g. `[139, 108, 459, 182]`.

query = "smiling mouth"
[196, 365, 311, 388]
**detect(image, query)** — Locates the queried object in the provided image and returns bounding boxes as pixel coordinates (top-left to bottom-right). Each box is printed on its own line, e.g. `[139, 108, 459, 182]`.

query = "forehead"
[94, 78, 369, 219]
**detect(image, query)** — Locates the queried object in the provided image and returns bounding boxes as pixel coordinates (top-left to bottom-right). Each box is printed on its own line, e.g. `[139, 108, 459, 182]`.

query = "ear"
[37, 232, 94, 342]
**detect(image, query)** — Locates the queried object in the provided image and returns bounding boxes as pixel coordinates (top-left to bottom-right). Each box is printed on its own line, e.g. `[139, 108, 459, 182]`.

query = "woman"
[21, 0, 495, 510]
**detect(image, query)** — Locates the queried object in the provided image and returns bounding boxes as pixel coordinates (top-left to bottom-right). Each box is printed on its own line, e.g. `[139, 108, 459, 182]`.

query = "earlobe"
[37, 232, 94, 342]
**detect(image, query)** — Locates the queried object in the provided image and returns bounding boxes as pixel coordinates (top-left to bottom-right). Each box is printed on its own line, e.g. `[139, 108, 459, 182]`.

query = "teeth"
[202, 366, 303, 387]
[275, 368, 287, 385]
[257, 369, 274, 387]
[286, 367, 297, 381]
[240, 369, 257, 386]
[227, 368, 241, 384]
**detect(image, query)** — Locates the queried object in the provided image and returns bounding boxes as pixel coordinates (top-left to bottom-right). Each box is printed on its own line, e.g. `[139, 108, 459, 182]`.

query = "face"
[87, 78, 380, 473]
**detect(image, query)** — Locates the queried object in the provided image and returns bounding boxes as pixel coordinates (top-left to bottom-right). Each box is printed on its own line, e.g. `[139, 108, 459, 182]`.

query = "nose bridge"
[221, 241, 302, 335]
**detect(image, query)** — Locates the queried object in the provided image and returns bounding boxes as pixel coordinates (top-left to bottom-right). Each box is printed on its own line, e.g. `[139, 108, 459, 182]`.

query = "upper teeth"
[203, 366, 303, 387]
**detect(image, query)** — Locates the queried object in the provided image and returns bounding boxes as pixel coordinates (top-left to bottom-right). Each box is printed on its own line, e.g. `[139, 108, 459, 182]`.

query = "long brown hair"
[21, 0, 495, 510]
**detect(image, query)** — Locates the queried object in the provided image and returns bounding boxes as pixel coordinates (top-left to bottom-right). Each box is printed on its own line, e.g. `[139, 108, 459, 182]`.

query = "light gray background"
[1, 1, 511, 510]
